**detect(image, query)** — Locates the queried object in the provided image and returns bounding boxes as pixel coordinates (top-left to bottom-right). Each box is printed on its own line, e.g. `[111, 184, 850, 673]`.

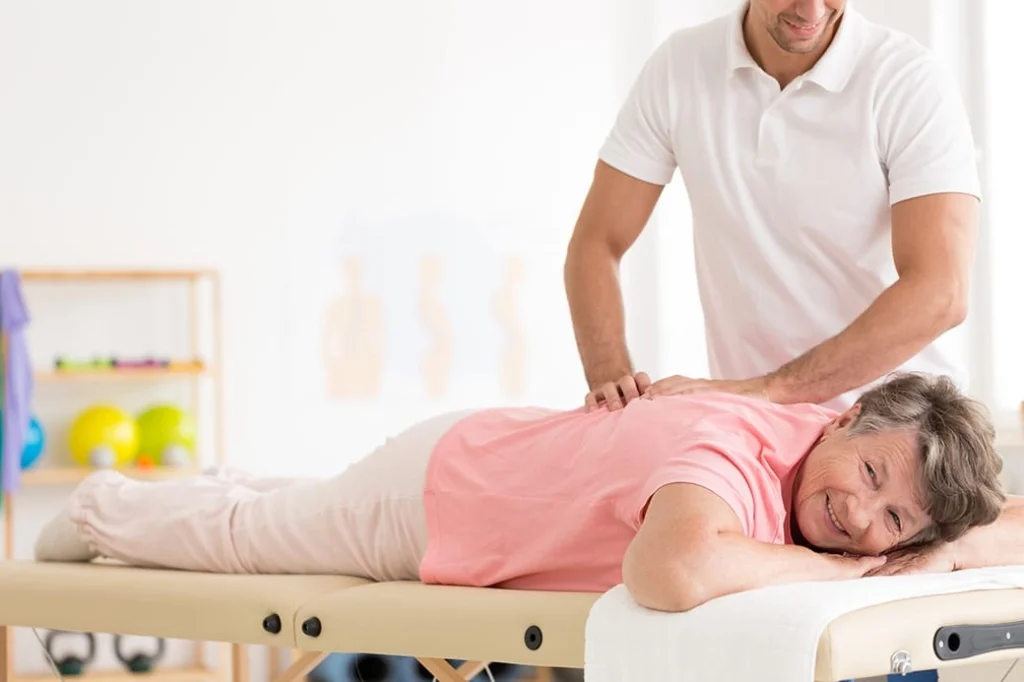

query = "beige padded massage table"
[3, 561, 1024, 682]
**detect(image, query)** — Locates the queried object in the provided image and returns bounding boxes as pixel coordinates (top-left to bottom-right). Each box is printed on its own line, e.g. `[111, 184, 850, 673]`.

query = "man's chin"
[774, 35, 824, 54]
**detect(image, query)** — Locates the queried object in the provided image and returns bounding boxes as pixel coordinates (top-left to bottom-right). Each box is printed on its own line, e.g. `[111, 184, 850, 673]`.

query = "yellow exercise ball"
[68, 404, 139, 468]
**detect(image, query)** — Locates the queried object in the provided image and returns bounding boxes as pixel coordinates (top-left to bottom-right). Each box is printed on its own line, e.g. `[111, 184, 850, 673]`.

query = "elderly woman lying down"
[35, 372, 1011, 612]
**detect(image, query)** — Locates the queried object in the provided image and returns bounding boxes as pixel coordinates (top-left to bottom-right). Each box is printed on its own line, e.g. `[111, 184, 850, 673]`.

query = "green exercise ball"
[136, 404, 196, 467]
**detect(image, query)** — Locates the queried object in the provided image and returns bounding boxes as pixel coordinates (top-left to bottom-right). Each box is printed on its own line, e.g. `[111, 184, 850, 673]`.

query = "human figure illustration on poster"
[322, 255, 386, 399]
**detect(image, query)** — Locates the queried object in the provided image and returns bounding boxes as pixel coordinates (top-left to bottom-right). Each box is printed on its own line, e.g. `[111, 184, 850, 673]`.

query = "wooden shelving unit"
[0, 268, 241, 682]
[35, 366, 209, 382]
[19, 463, 203, 486]
[17, 667, 221, 682]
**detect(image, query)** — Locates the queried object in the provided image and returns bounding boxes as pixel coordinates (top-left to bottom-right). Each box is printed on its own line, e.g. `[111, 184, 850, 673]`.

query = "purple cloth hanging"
[1, 269, 33, 494]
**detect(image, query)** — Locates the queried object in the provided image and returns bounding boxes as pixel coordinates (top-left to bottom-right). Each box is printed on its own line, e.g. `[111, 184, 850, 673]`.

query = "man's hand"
[865, 542, 961, 577]
[585, 371, 652, 411]
[642, 374, 771, 402]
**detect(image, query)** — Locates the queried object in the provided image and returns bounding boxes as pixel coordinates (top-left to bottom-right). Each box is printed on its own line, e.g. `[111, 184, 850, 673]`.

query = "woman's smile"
[826, 492, 848, 536]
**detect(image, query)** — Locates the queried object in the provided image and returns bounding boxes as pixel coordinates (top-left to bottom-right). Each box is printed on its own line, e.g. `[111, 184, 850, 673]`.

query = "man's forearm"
[956, 496, 1024, 570]
[764, 275, 965, 404]
[564, 240, 633, 389]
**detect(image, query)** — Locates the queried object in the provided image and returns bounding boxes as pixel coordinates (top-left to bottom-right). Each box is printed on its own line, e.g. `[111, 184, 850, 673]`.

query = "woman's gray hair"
[849, 372, 1006, 545]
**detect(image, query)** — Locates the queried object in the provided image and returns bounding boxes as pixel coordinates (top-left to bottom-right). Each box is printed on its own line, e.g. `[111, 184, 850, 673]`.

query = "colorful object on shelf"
[136, 453, 155, 469]
[113, 357, 169, 369]
[1, 268, 34, 498]
[136, 404, 196, 467]
[167, 359, 206, 372]
[21, 416, 45, 469]
[68, 404, 139, 468]
[53, 356, 114, 370]
[0, 412, 45, 470]
[53, 355, 206, 373]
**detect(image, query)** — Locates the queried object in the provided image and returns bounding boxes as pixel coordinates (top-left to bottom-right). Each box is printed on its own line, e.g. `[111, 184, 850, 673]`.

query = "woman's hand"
[863, 542, 960, 577]
[823, 552, 889, 579]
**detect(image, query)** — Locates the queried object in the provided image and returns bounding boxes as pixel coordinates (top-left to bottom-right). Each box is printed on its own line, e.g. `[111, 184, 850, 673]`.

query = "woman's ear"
[822, 403, 862, 437]
[835, 403, 862, 430]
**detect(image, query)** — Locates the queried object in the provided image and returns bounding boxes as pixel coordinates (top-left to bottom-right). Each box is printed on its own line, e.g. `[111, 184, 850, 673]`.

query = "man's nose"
[790, 0, 828, 22]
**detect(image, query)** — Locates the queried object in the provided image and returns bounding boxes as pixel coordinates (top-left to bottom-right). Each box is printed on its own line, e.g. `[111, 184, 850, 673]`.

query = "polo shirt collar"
[725, 1, 863, 92]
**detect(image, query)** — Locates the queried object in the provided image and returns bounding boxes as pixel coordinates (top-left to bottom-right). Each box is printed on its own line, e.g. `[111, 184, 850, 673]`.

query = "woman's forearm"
[695, 534, 867, 597]
[956, 496, 1024, 569]
[638, 533, 879, 612]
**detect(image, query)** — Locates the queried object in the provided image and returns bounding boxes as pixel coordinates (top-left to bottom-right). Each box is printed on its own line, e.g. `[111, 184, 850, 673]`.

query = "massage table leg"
[231, 643, 249, 682]
[1, 625, 10, 682]
[417, 658, 488, 682]
[274, 652, 329, 682]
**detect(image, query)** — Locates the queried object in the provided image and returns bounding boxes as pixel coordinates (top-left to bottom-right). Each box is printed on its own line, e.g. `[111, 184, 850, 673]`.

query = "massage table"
[2, 561, 1024, 682]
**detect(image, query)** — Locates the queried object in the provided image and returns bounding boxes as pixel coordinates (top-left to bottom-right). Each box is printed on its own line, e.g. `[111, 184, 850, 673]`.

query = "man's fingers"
[600, 383, 623, 410]
[648, 376, 699, 397]
[618, 376, 641, 403]
[646, 377, 677, 396]
[586, 372, 655, 410]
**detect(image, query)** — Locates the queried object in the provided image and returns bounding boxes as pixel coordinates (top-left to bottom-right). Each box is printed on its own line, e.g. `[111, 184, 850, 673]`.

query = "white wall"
[0, 0, 668, 677]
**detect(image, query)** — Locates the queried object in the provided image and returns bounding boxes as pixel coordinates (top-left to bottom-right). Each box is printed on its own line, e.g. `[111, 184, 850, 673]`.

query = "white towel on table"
[584, 565, 1024, 682]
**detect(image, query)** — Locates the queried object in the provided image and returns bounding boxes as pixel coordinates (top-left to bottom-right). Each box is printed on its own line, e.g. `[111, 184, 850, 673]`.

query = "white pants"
[66, 411, 470, 580]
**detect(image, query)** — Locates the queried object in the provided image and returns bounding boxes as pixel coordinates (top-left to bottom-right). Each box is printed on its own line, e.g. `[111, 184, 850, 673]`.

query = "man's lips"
[783, 16, 824, 37]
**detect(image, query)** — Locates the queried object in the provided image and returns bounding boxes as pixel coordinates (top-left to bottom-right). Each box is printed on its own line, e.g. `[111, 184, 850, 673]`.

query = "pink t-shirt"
[419, 392, 836, 592]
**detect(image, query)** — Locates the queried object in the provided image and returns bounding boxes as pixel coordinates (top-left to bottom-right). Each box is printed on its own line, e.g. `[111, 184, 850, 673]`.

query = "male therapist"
[564, 0, 981, 412]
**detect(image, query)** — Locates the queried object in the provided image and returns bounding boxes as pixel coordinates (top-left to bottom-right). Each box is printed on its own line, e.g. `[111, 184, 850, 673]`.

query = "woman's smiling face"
[791, 405, 933, 556]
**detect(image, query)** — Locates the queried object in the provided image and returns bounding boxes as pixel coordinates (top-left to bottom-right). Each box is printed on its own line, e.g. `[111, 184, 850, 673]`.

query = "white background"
[1, 0, 1021, 678]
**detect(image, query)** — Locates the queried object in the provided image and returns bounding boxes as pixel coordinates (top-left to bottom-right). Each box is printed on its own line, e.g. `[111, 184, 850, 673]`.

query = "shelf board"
[35, 367, 210, 381]
[14, 667, 219, 682]
[20, 465, 201, 486]
[19, 269, 216, 281]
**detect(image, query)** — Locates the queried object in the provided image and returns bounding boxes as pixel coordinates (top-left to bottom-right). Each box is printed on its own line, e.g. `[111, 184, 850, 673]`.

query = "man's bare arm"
[762, 191, 978, 404]
[564, 160, 664, 407]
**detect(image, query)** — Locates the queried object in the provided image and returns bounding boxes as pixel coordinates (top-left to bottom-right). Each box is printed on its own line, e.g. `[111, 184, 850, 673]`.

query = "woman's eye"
[889, 511, 902, 531]
[865, 462, 876, 480]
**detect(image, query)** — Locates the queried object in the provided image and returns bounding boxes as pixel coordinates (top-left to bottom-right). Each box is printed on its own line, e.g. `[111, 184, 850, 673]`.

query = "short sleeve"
[598, 36, 679, 186]
[619, 433, 762, 538]
[878, 54, 981, 206]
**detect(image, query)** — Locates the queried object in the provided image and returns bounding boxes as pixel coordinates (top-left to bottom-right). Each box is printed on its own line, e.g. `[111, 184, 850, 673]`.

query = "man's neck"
[741, 9, 839, 89]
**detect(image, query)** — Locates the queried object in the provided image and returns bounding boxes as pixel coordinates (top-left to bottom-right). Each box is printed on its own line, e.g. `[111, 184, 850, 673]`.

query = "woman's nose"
[844, 495, 877, 534]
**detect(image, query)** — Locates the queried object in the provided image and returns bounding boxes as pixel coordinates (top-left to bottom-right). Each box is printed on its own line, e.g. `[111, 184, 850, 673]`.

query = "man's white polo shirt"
[599, 3, 981, 410]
